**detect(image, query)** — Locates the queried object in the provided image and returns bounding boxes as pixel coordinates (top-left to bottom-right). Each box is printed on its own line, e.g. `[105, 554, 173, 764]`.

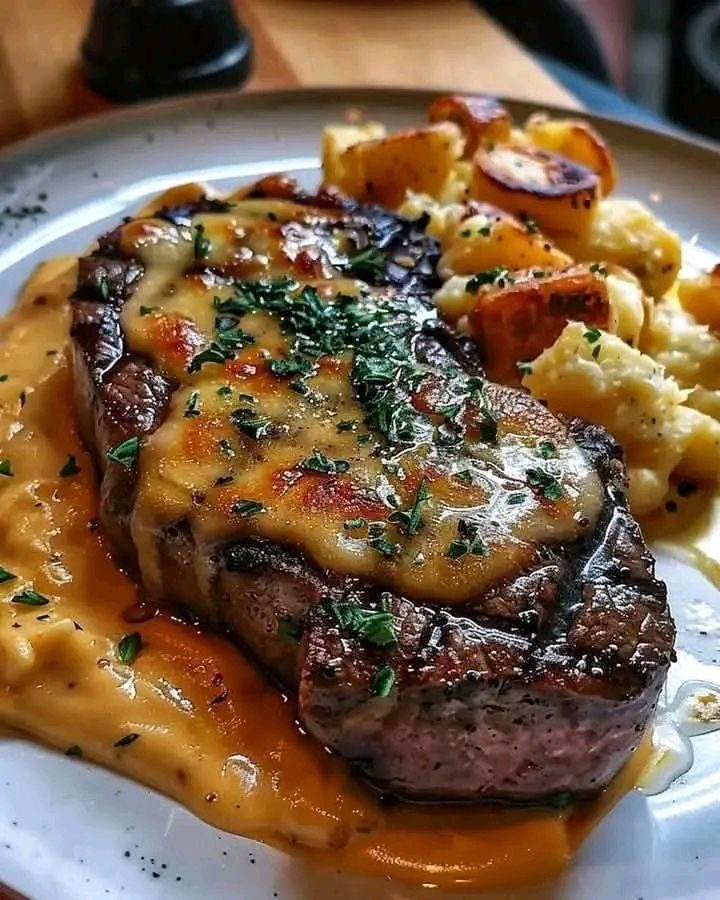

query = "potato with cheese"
[677, 265, 720, 331]
[562, 198, 681, 298]
[523, 323, 720, 514]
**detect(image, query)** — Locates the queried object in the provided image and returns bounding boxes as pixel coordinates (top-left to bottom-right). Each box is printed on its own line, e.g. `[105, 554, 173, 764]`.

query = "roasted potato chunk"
[337, 123, 462, 208]
[678, 264, 720, 331]
[470, 144, 599, 241]
[428, 94, 512, 157]
[322, 123, 387, 193]
[465, 264, 610, 385]
[562, 198, 681, 298]
[438, 202, 571, 279]
[525, 113, 618, 196]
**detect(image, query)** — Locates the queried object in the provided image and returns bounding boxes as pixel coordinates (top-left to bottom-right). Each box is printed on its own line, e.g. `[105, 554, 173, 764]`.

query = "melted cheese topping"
[113, 198, 603, 606]
[0, 255, 647, 891]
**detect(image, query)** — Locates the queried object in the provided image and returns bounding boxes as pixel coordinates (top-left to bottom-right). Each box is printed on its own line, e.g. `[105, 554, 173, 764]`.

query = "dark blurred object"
[479, 0, 612, 85]
[82, 0, 252, 103]
[667, 0, 720, 140]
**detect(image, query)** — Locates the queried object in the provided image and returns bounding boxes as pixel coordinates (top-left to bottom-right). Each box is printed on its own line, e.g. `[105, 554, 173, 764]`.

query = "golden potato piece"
[428, 95, 512, 157]
[438, 202, 571, 279]
[525, 113, 617, 196]
[321, 122, 386, 192]
[678, 264, 720, 331]
[470, 144, 599, 241]
[563, 198, 681, 298]
[338, 123, 463, 208]
[465, 263, 610, 385]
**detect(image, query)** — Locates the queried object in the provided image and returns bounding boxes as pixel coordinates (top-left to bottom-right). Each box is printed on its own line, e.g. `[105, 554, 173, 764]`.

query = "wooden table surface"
[0, 0, 578, 149]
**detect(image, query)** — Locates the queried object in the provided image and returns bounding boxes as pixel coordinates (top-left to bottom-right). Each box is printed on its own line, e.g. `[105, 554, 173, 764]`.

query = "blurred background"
[482, 0, 720, 140]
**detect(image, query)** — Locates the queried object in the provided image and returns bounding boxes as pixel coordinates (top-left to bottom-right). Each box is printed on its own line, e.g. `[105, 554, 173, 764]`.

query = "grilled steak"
[69, 175, 675, 802]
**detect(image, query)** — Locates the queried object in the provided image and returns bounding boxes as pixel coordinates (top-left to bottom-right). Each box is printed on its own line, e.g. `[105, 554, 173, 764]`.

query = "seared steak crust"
[69, 178, 675, 802]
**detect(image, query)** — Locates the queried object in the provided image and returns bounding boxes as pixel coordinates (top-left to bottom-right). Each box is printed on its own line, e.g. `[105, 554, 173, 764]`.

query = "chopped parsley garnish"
[65, 745, 83, 757]
[454, 469, 474, 485]
[507, 492, 526, 506]
[356, 433, 373, 445]
[289, 380, 309, 395]
[592, 343, 602, 360]
[184, 391, 202, 418]
[0, 374, 7, 382]
[589, 263, 608, 278]
[214, 474, 234, 487]
[267, 356, 312, 378]
[344, 246, 386, 280]
[388, 478, 430, 536]
[460, 228, 472, 238]
[216, 385, 233, 397]
[583, 326, 602, 345]
[336, 419, 358, 432]
[466, 267, 514, 293]
[475, 408, 498, 444]
[0, 566, 16, 583]
[278, 618, 301, 644]
[526, 467, 563, 500]
[230, 407, 272, 440]
[299, 450, 350, 475]
[523, 217, 541, 234]
[439, 402, 463, 420]
[98, 273, 110, 301]
[231, 499, 266, 517]
[371, 666, 395, 698]
[12, 589, 49, 606]
[237, 393, 255, 403]
[139, 305, 159, 316]
[538, 439, 558, 459]
[0, 459, 13, 477]
[325, 600, 398, 647]
[59, 454, 81, 478]
[446, 519, 487, 560]
[114, 733, 139, 748]
[188, 342, 229, 371]
[516, 361, 533, 376]
[368, 536, 401, 558]
[218, 438, 235, 458]
[117, 632, 142, 664]
[193, 223, 211, 259]
[343, 517, 367, 530]
[105, 436, 139, 469]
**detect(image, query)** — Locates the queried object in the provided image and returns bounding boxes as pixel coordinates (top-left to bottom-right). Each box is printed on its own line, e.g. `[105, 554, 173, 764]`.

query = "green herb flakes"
[105, 436, 139, 469]
[65, 745, 83, 757]
[589, 263, 608, 278]
[12, 589, 49, 606]
[299, 450, 350, 475]
[216, 385, 233, 397]
[538, 440, 557, 459]
[344, 246, 386, 280]
[0, 566, 17, 583]
[267, 356, 312, 378]
[371, 666, 395, 698]
[139, 305, 159, 316]
[193, 223, 211, 259]
[230, 407, 272, 440]
[526, 467, 563, 500]
[466, 267, 515, 293]
[117, 631, 142, 664]
[336, 419, 358, 433]
[516, 361, 533, 376]
[325, 600, 398, 647]
[344, 517, 367, 530]
[583, 326, 602, 345]
[231, 499, 266, 517]
[0, 459, 13, 477]
[0, 374, 7, 382]
[507, 492, 526, 506]
[388, 478, 430, 536]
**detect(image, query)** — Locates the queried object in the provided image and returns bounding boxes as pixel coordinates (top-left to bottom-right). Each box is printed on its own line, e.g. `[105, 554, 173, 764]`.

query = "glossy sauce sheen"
[0, 248, 656, 889]
[117, 196, 604, 607]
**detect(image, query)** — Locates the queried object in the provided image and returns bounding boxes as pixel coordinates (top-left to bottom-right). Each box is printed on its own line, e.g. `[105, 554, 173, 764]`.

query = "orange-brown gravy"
[0, 259, 649, 891]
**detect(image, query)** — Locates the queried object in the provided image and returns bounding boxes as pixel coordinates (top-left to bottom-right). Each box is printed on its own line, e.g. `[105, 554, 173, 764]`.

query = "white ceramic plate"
[0, 89, 719, 900]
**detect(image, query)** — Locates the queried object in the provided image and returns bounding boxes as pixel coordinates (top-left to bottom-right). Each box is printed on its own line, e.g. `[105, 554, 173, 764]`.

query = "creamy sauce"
[0, 257, 651, 891]
[113, 195, 603, 607]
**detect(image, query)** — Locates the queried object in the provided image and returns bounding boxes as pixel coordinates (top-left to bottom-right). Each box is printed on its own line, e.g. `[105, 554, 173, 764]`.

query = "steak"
[69, 175, 675, 802]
